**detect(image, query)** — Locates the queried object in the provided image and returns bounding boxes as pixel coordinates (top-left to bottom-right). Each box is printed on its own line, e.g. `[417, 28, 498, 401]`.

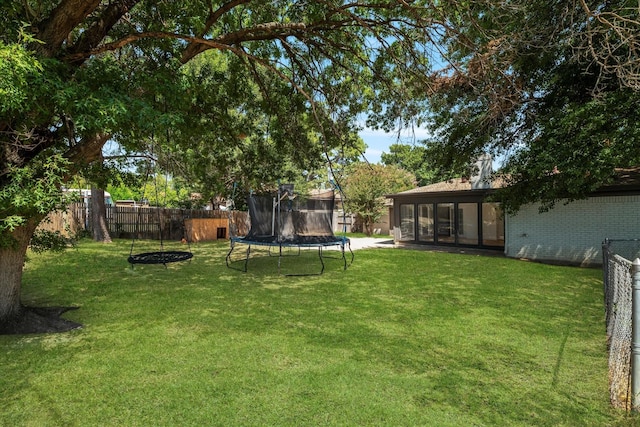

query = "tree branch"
[64, 26, 306, 64]
[36, 0, 102, 57]
[181, 0, 253, 62]
[67, 0, 141, 66]
[0, 127, 58, 185]
[578, 0, 640, 90]
[63, 133, 110, 177]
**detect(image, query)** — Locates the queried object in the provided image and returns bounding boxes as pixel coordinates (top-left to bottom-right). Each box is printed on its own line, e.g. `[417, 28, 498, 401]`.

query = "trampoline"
[226, 185, 353, 275]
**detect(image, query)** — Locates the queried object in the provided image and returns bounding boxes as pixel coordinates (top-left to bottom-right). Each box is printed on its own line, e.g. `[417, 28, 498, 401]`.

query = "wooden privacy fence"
[36, 203, 85, 238]
[38, 203, 249, 241]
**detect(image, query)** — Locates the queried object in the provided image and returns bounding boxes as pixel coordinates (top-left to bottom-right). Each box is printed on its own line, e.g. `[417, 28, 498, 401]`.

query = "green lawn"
[1, 240, 637, 426]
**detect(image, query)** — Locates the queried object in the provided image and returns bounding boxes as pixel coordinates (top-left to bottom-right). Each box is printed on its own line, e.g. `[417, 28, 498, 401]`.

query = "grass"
[1, 239, 638, 426]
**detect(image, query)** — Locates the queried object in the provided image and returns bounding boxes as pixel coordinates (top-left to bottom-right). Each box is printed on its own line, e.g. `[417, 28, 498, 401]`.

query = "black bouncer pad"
[128, 251, 194, 265]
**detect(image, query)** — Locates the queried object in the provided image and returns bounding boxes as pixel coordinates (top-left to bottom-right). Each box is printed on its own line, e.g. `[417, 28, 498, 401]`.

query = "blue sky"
[358, 126, 432, 164]
[360, 126, 504, 170]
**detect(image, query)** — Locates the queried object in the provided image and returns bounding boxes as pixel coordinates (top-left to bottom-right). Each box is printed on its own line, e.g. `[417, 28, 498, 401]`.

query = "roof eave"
[386, 188, 498, 199]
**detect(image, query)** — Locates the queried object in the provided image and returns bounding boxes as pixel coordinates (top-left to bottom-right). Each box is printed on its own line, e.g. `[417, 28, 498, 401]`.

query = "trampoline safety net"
[245, 193, 336, 244]
[226, 187, 352, 274]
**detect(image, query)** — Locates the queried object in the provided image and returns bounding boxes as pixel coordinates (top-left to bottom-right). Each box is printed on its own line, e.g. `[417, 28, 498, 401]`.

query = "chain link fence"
[602, 239, 640, 410]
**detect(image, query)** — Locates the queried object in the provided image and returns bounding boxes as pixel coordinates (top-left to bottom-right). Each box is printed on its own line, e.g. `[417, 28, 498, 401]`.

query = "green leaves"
[29, 229, 70, 254]
[0, 1, 446, 246]
[495, 88, 640, 213]
[0, 153, 71, 247]
[344, 163, 415, 235]
[382, 143, 448, 186]
[0, 41, 42, 115]
[0, 154, 70, 212]
[426, 0, 640, 212]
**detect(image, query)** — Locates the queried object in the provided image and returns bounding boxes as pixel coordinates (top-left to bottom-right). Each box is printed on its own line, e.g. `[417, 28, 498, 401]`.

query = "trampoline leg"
[226, 240, 251, 272]
[225, 241, 235, 268]
[318, 246, 325, 275]
[244, 245, 251, 272]
[342, 241, 354, 270]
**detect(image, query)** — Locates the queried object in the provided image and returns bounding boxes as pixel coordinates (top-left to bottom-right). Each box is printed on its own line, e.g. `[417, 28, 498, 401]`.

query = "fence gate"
[602, 239, 640, 410]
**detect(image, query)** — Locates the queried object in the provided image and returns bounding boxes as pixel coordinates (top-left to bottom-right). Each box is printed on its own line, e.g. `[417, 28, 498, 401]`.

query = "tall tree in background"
[381, 143, 447, 186]
[0, 1, 442, 332]
[343, 163, 415, 236]
[425, 0, 640, 213]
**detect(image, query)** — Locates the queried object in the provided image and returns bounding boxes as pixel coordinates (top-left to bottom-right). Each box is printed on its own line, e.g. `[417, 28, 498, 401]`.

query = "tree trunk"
[90, 187, 112, 243]
[363, 216, 373, 236]
[0, 220, 38, 321]
[0, 218, 82, 334]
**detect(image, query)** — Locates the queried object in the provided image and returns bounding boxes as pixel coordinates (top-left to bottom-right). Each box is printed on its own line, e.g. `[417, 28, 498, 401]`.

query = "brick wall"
[505, 195, 640, 266]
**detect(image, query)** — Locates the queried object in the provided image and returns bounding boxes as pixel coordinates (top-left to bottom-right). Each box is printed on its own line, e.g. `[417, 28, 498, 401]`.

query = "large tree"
[0, 1, 442, 332]
[381, 142, 452, 186]
[424, 0, 640, 213]
[343, 163, 415, 236]
[160, 49, 339, 204]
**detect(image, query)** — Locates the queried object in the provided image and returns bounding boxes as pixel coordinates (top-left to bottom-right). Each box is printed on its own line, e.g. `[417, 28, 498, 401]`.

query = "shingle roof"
[391, 176, 507, 196]
[390, 167, 640, 198]
[397, 178, 474, 194]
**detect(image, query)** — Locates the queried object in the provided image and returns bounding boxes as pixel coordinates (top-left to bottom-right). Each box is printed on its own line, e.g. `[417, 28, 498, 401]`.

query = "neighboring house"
[63, 188, 114, 206]
[387, 164, 640, 266]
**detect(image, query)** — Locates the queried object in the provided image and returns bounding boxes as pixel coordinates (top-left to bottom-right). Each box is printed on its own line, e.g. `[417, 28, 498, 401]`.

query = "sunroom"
[387, 177, 505, 250]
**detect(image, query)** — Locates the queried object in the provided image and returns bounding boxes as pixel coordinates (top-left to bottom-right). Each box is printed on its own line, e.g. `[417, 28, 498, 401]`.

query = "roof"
[608, 167, 640, 186]
[388, 167, 640, 199]
[596, 167, 640, 194]
[388, 176, 507, 198]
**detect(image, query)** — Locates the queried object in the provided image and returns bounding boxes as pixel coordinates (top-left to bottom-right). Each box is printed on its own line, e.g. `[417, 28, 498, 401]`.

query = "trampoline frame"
[226, 236, 353, 276]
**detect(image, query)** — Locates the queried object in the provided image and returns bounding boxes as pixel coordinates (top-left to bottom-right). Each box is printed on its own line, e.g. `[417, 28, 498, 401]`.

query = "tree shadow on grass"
[0, 306, 82, 335]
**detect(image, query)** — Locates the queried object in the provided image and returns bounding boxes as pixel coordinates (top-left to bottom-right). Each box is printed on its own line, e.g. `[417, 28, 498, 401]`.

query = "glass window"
[436, 203, 455, 243]
[482, 203, 505, 247]
[399, 204, 415, 241]
[418, 204, 434, 242]
[458, 203, 479, 245]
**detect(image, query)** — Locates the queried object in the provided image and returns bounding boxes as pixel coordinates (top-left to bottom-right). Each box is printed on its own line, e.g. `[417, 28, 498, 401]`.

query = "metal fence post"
[603, 239, 610, 317]
[632, 258, 640, 411]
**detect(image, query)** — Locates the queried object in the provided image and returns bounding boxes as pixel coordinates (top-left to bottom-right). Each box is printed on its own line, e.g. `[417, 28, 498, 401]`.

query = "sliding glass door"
[457, 203, 479, 245]
[418, 204, 434, 242]
[396, 200, 504, 248]
[482, 203, 505, 247]
[399, 204, 415, 241]
[436, 203, 455, 243]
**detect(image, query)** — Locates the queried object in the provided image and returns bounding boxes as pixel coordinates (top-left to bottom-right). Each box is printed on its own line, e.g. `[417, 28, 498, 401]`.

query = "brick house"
[387, 167, 640, 266]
